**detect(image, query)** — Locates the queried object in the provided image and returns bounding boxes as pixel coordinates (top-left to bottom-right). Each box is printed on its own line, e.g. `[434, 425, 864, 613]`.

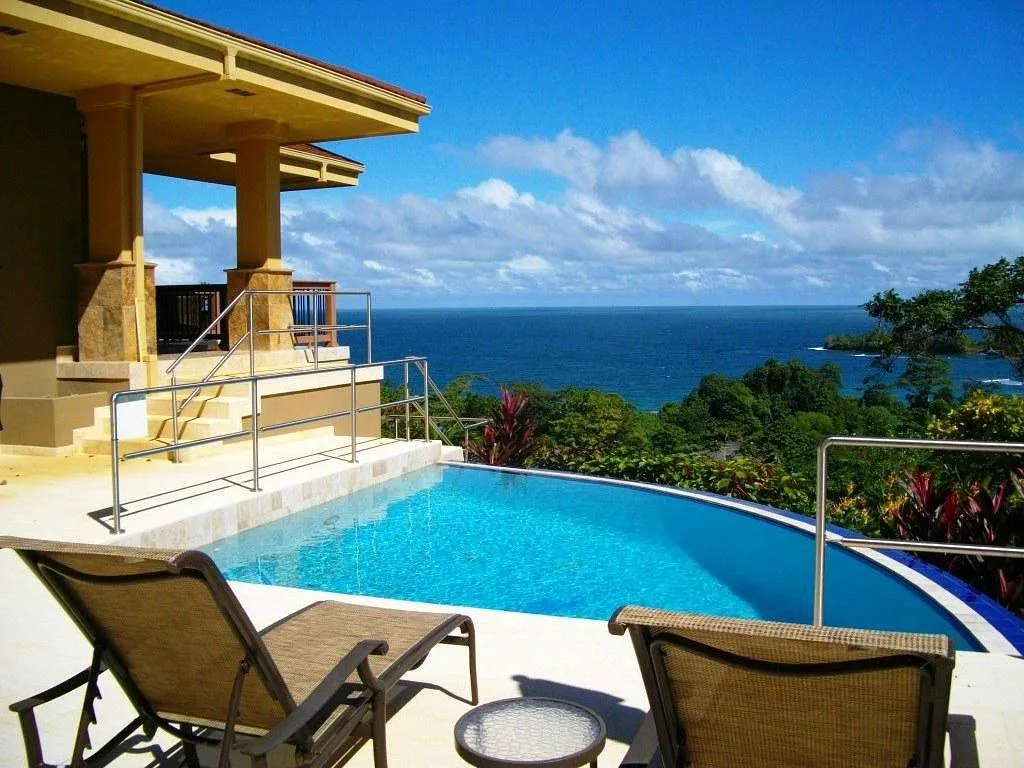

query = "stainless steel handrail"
[165, 290, 373, 432]
[164, 289, 249, 376]
[409, 358, 488, 446]
[813, 435, 1024, 626]
[109, 356, 428, 534]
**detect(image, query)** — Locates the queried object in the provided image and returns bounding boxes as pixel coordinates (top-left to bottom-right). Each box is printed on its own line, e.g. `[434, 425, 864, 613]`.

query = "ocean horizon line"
[361, 303, 868, 312]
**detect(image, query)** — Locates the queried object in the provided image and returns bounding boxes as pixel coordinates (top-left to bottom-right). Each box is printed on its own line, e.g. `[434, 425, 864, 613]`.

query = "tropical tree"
[865, 256, 1024, 376]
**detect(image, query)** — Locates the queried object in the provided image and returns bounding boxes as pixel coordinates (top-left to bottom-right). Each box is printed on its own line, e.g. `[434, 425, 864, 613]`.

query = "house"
[0, 0, 429, 453]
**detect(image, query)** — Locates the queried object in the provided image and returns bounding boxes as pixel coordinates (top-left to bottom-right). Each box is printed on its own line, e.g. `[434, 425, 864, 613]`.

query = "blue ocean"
[340, 306, 1020, 412]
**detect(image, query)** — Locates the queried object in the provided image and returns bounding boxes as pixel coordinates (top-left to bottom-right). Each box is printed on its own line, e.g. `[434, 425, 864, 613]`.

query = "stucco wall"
[0, 392, 106, 448]
[239, 381, 382, 439]
[0, 84, 83, 399]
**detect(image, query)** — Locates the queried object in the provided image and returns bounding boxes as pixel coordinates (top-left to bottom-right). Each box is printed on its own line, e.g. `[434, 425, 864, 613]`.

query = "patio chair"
[609, 606, 955, 768]
[2, 536, 478, 768]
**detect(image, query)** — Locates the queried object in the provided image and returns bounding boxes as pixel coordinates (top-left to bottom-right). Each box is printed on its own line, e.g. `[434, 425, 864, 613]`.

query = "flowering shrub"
[928, 391, 1024, 443]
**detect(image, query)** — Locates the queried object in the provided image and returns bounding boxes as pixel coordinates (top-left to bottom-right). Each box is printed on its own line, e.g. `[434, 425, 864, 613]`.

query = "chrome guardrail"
[109, 356, 429, 535]
[406, 358, 489, 446]
[814, 435, 1024, 626]
[164, 290, 372, 451]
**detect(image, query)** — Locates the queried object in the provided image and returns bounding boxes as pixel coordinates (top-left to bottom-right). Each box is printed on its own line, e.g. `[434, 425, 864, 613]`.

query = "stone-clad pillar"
[225, 120, 293, 350]
[75, 84, 154, 361]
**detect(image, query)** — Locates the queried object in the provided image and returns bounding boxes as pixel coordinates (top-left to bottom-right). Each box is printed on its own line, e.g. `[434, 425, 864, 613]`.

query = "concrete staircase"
[73, 346, 359, 460]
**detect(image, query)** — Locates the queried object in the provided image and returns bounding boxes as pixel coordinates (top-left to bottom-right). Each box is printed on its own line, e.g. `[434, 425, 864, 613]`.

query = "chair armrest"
[10, 665, 108, 768]
[239, 639, 388, 758]
[9, 665, 98, 713]
[620, 712, 662, 768]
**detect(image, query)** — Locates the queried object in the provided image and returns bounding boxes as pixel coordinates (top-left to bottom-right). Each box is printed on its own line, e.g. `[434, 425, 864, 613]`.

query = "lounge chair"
[2, 536, 478, 768]
[609, 606, 955, 768]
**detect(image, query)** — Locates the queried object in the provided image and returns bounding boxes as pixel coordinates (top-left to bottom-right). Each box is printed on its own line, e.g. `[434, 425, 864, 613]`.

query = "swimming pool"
[203, 463, 1024, 652]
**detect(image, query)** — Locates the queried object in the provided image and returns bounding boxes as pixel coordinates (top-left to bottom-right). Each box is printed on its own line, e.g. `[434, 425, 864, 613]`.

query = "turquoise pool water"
[203, 464, 982, 650]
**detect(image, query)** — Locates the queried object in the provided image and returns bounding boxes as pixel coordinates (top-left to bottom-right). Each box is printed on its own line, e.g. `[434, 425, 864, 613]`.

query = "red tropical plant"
[466, 389, 536, 467]
[886, 469, 1024, 616]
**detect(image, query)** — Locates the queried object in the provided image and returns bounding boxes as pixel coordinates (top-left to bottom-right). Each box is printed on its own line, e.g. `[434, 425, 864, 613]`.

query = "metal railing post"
[110, 392, 122, 535]
[812, 438, 831, 626]
[404, 359, 411, 441]
[350, 366, 358, 462]
[248, 292, 260, 492]
[366, 293, 373, 363]
[422, 359, 430, 441]
[312, 304, 320, 369]
[170, 372, 181, 462]
[247, 292, 255, 379]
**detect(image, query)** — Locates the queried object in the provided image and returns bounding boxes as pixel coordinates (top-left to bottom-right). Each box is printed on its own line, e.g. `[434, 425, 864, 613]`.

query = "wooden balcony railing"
[155, 284, 228, 352]
[155, 281, 339, 353]
[292, 280, 338, 347]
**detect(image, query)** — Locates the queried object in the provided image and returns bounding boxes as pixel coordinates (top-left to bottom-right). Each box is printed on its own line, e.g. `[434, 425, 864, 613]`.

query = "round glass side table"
[454, 697, 607, 768]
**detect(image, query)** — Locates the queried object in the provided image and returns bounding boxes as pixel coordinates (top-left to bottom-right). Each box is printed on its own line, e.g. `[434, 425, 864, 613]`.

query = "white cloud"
[476, 128, 1024, 264]
[457, 178, 535, 209]
[673, 267, 756, 292]
[505, 254, 553, 275]
[477, 130, 602, 189]
[361, 258, 449, 291]
[171, 206, 236, 229]
[148, 255, 201, 283]
[143, 127, 1024, 305]
[690, 148, 801, 218]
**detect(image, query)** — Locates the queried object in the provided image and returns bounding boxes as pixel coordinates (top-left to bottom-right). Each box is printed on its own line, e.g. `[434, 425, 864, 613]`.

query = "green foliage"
[548, 449, 810, 513]
[823, 327, 890, 351]
[742, 359, 842, 417]
[865, 256, 1024, 376]
[897, 357, 954, 424]
[537, 387, 652, 462]
[929, 390, 1024, 443]
[502, 381, 558, 435]
[659, 374, 765, 451]
[926, 391, 1024, 482]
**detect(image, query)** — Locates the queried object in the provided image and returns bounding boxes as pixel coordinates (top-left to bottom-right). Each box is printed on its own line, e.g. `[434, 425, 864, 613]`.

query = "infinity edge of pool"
[440, 462, 1024, 655]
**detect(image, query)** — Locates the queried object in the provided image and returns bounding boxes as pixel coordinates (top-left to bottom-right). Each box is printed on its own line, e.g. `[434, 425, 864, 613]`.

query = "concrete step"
[77, 422, 340, 462]
[156, 346, 351, 382]
[91, 413, 242, 442]
[80, 415, 237, 450]
[146, 392, 250, 420]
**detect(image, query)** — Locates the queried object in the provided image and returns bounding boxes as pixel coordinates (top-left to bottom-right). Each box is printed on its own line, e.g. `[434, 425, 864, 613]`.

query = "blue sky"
[146, 0, 1024, 307]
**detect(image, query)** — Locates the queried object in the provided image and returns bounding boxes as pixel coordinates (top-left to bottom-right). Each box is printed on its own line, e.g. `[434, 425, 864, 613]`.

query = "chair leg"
[371, 690, 388, 768]
[464, 619, 479, 705]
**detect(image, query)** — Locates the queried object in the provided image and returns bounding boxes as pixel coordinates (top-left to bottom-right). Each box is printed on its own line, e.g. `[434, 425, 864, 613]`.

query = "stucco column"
[75, 84, 155, 362]
[225, 120, 293, 350]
